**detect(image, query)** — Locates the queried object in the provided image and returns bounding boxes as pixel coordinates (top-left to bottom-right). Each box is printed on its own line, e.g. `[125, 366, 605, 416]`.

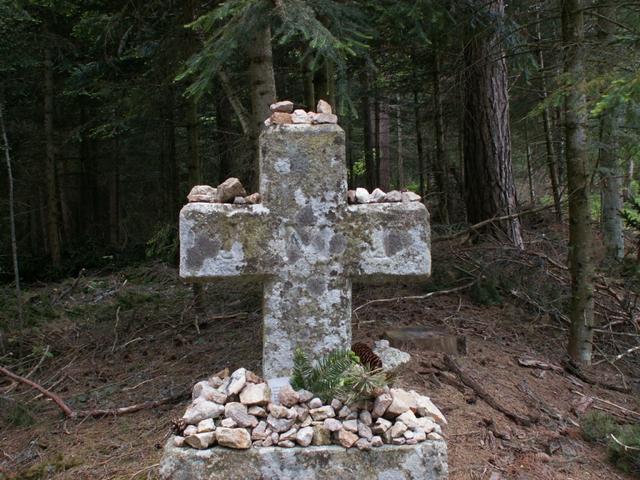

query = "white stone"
[174, 435, 185, 447]
[414, 416, 438, 433]
[396, 410, 419, 429]
[297, 390, 314, 403]
[355, 438, 371, 451]
[373, 339, 411, 374]
[370, 188, 386, 203]
[338, 406, 351, 419]
[358, 422, 373, 440]
[233, 196, 247, 205]
[401, 191, 421, 202]
[311, 112, 338, 124]
[187, 185, 218, 203]
[359, 410, 372, 426]
[216, 428, 251, 449]
[317, 100, 332, 114]
[185, 431, 215, 449]
[291, 109, 312, 124]
[372, 417, 392, 435]
[278, 385, 300, 407]
[337, 429, 359, 448]
[386, 388, 417, 417]
[355, 187, 370, 204]
[197, 418, 215, 433]
[278, 440, 295, 448]
[267, 415, 295, 433]
[224, 402, 258, 428]
[271, 101, 294, 113]
[330, 399, 343, 411]
[343, 420, 358, 433]
[252, 421, 269, 440]
[392, 437, 406, 445]
[296, 426, 314, 447]
[413, 429, 427, 442]
[390, 421, 408, 438]
[227, 368, 247, 395]
[220, 418, 237, 428]
[323, 418, 342, 432]
[371, 435, 383, 447]
[280, 427, 298, 442]
[239, 383, 270, 406]
[182, 400, 224, 424]
[248, 406, 267, 417]
[372, 393, 392, 418]
[413, 393, 448, 426]
[217, 178, 247, 203]
[309, 405, 335, 421]
[385, 190, 402, 202]
[184, 425, 197, 436]
[308, 397, 323, 409]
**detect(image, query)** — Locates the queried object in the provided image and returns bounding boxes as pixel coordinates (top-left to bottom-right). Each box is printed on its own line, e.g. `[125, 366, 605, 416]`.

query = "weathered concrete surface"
[179, 124, 430, 378]
[160, 437, 448, 480]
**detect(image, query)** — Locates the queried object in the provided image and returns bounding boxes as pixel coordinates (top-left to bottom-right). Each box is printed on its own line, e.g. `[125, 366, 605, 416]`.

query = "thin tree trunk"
[563, 0, 595, 365]
[362, 69, 376, 191]
[412, 74, 425, 198]
[597, 2, 624, 262]
[535, 11, 563, 221]
[216, 94, 234, 182]
[44, 42, 62, 267]
[186, 98, 201, 187]
[433, 49, 450, 223]
[463, 0, 523, 248]
[378, 102, 391, 191]
[623, 159, 634, 202]
[1, 99, 23, 331]
[396, 94, 404, 190]
[109, 149, 120, 248]
[374, 95, 381, 187]
[524, 121, 536, 204]
[247, 26, 277, 191]
[303, 56, 315, 110]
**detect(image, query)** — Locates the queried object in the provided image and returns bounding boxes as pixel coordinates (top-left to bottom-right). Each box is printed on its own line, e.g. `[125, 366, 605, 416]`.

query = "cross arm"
[179, 203, 275, 281]
[342, 202, 431, 279]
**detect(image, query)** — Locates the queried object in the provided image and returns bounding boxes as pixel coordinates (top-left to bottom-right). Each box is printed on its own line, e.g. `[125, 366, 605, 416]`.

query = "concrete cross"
[179, 124, 430, 379]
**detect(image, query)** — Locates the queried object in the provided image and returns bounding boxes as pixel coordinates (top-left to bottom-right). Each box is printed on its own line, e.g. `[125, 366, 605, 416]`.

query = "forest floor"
[1, 227, 639, 479]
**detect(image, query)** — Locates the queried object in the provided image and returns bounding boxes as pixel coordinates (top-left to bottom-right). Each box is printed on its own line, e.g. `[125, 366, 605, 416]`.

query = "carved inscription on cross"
[179, 124, 430, 379]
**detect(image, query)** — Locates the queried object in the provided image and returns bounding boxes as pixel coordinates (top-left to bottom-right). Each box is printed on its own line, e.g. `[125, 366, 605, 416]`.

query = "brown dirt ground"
[0, 259, 638, 480]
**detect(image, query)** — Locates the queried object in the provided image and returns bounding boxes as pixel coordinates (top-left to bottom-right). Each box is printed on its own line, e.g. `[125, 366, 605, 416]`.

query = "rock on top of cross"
[179, 101, 431, 379]
[265, 99, 337, 126]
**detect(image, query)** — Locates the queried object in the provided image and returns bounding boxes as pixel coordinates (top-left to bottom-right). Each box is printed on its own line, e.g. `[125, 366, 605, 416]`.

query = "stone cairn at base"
[173, 367, 447, 452]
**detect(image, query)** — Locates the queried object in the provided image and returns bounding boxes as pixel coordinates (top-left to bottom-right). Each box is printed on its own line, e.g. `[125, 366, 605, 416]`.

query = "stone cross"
[179, 124, 430, 379]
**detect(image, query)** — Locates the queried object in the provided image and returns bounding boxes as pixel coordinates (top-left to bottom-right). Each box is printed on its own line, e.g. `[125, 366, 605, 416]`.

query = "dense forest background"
[1, 0, 640, 366]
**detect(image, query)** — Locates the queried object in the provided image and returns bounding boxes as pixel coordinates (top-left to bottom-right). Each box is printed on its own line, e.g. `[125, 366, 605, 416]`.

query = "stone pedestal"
[160, 438, 448, 480]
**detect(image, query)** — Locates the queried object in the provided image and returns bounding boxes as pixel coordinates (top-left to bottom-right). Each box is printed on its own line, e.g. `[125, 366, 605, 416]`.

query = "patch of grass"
[470, 276, 502, 306]
[582, 411, 619, 443]
[12, 454, 80, 480]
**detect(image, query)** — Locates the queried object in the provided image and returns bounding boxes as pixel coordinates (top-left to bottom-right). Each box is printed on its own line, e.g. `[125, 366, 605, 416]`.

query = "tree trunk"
[598, 2, 624, 262]
[563, 0, 595, 365]
[462, 0, 523, 248]
[44, 42, 62, 268]
[303, 56, 315, 110]
[412, 72, 425, 198]
[378, 102, 391, 191]
[186, 98, 201, 187]
[216, 93, 234, 182]
[524, 121, 536, 204]
[362, 69, 376, 191]
[247, 26, 277, 190]
[109, 144, 120, 248]
[433, 50, 450, 223]
[1, 99, 23, 330]
[396, 94, 404, 190]
[535, 11, 563, 221]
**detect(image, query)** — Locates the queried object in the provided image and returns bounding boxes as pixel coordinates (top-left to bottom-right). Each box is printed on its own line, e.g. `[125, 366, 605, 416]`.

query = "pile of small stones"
[174, 367, 446, 451]
[265, 100, 338, 126]
[187, 178, 260, 206]
[348, 187, 421, 204]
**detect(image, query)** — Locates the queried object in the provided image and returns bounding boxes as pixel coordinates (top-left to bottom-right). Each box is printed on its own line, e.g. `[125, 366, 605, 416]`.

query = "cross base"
[160, 437, 448, 480]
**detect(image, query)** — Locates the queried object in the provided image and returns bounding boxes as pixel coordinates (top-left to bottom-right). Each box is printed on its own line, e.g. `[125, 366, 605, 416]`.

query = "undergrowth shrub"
[581, 411, 640, 475]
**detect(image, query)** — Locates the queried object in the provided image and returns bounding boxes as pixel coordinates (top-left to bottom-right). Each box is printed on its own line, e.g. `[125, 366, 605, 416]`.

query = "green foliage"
[145, 224, 178, 265]
[581, 411, 640, 475]
[2, 400, 34, 427]
[621, 197, 640, 233]
[470, 276, 502, 306]
[581, 411, 619, 443]
[291, 347, 388, 403]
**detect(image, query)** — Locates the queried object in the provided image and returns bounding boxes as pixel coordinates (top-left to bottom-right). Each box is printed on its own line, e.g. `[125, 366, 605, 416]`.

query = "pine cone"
[351, 342, 383, 370]
[171, 417, 188, 435]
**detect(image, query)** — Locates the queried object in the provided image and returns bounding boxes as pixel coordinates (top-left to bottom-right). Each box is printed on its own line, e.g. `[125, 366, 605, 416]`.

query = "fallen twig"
[443, 355, 538, 427]
[354, 280, 476, 314]
[0, 364, 188, 419]
[611, 433, 640, 451]
[517, 356, 563, 372]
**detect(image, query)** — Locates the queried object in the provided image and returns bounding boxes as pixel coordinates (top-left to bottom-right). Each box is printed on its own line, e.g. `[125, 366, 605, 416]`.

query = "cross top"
[179, 124, 431, 379]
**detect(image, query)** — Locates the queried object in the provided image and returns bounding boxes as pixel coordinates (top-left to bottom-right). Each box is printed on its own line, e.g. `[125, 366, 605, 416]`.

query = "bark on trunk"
[597, 2, 624, 262]
[44, 43, 62, 267]
[362, 69, 376, 191]
[396, 94, 404, 190]
[378, 102, 391, 191]
[433, 50, 450, 223]
[462, 0, 523, 248]
[247, 26, 277, 190]
[412, 71, 425, 199]
[186, 98, 201, 187]
[563, 0, 595, 365]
